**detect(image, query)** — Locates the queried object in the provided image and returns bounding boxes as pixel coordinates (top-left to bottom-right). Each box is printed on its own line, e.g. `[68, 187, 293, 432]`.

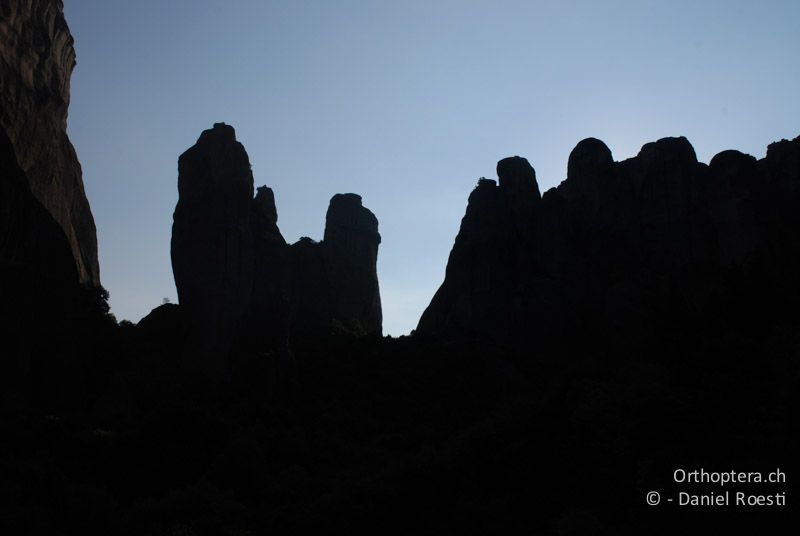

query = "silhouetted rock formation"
[290, 193, 382, 337]
[171, 124, 382, 378]
[418, 135, 800, 344]
[417, 158, 545, 340]
[0, 0, 100, 285]
[243, 185, 292, 371]
[171, 123, 256, 378]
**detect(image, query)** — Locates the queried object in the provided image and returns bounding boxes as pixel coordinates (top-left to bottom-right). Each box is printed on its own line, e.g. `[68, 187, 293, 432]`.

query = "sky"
[63, 0, 800, 336]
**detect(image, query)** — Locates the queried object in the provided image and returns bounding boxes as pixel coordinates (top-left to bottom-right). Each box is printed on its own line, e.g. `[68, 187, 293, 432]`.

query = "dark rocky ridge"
[290, 193, 382, 337]
[0, 0, 100, 285]
[170, 123, 382, 377]
[243, 185, 292, 369]
[418, 135, 800, 344]
[171, 123, 256, 378]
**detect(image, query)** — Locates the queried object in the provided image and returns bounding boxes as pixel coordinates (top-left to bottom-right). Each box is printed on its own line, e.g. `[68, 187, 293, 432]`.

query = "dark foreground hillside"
[2, 311, 798, 534]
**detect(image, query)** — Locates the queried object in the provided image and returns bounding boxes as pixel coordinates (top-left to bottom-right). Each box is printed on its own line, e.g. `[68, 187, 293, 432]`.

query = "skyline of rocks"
[2, 0, 798, 365]
[170, 122, 383, 378]
[418, 133, 800, 345]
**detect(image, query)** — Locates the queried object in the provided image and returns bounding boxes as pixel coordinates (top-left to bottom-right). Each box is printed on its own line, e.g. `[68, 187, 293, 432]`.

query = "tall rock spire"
[323, 193, 382, 336]
[290, 193, 382, 337]
[172, 123, 256, 378]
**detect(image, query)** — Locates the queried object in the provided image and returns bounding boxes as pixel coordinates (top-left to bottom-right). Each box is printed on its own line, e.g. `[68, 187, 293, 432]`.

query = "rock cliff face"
[244, 185, 292, 369]
[0, 127, 78, 310]
[1, 123, 83, 408]
[418, 135, 800, 344]
[171, 123, 255, 377]
[291, 193, 382, 337]
[171, 124, 382, 378]
[0, 1, 107, 409]
[0, 0, 100, 286]
[417, 158, 543, 340]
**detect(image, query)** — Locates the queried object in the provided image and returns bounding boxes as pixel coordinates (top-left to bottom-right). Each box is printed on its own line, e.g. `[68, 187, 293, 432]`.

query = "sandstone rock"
[418, 134, 800, 345]
[171, 122, 255, 378]
[245, 185, 292, 369]
[323, 193, 382, 335]
[1, 125, 83, 407]
[497, 156, 541, 198]
[171, 125, 384, 377]
[764, 136, 800, 181]
[497, 156, 540, 245]
[709, 150, 758, 188]
[137, 303, 182, 342]
[0, 126, 79, 311]
[0, 0, 99, 285]
[759, 136, 800, 274]
[291, 194, 382, 337]
[289, 237, 331, 336]
[417, 160, 544, 340]
[708, 150, 761, 266]
[567, 138, 614, 182]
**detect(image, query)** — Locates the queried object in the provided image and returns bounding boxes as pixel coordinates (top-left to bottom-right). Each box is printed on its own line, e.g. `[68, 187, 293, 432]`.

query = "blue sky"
[64, 0, 799, 335]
